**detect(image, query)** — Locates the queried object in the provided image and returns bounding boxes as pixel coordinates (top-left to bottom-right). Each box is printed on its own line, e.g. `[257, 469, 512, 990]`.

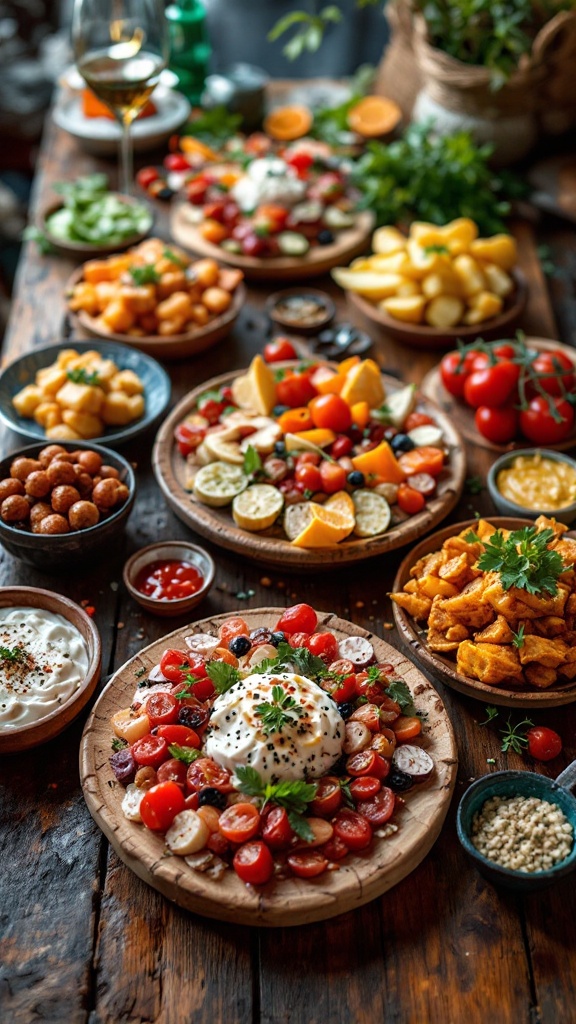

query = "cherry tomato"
[397, 483, 426, 515]
[296, 452, 322, 470]
[392, 715, 422, 741]
[197, 396, 226, 425]
[519, 396, 575, 445]
[156, 758, 188, 788]
[285, 150, 314, 174]
[310, 776, 343, 817]
[185, 179, 208, 205]
[241, 233, 268, 257]
[287, 631, 312, 648]
[256, 203, 289, 231]
[145, 692, 179, 727]
[261, 806, 294, 848]
[463, 361, 520, 409]
[218, 803, 261, 843]
[404, 412, 435, 432]
[276, 372, 317, 409]
[531, 351, 575, 397]
[187, 677, 216, 701]
[160, 649, 205, 684]
[332, 808, 372, 851]
[330, 435, 354, 459]
[263, 337, 297, 362]
[439, 350, 478, 399]
[131, 734, 169, 768]
[156, 723, 200, 748]
[308, 171, 344, 203]
[304, 631, 339, 664]
[233, 840, 274, 885]
[526, 726, 563, 762]
[164, 153, 190, 172]
[321, 834, 349, 861]
[355, 787, 395, 826]
[397, 446, 444, 478]
[371, 728, 397, 759]
[493, 343, 517, 360]
[140, 781, 185, 832]
[311, 394, 352, 433]
[207, 831, 230, 856]
[136, 166, 160, 190]
[186, 757, 234, 793]
[349, 704, 381, 731]
[319, 460, 347, 494]
[346, 749, 389, 779]
[174, 421, 207, 457]
[475, 405, 518, 444]
[276, 604, 318, 634]
[295, 462, 322, 492]
[349, 776, 382, 800]
[323, 673, 356, 703]
[219, 616, 250, 646]
[287, 849, 329, 878]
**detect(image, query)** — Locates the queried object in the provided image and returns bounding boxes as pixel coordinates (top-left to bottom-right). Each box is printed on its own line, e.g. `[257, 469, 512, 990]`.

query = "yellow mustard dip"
[496, 453, 576, 511]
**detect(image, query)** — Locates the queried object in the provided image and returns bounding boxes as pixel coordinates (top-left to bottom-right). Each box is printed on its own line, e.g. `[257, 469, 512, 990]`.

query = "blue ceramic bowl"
[0, 340, 171, 448]
[487, 448, 576, 526]
[457, 768, 576, 891]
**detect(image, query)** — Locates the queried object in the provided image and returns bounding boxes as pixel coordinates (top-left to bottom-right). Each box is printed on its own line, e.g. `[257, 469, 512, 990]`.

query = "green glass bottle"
[165, 0, 211, 104]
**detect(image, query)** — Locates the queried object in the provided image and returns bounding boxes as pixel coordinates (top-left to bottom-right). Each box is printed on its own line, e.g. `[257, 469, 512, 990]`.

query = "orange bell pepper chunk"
[310, 367, 344, 395]
[350, 400, 370, 429]
[351, 441, 406, 483]
[277, 407, 314, 433]
[338, 355, 361, 376]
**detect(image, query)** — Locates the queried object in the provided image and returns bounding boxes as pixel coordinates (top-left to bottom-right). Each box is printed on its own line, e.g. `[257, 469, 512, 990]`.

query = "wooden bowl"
[346, 270, 527, 350]
[152, 367, 467, 572]
[66, 268, 246, 361]
[170, 205, 375, 281]
[421, 337, 576, 453]
[80, 608, 457, 926]
[265, 288, 336, 336]
[40, 193, 154, 259]
[123, 541, 215, 617]
[0, 586, 101, 754]
[392, 517, 576, 708]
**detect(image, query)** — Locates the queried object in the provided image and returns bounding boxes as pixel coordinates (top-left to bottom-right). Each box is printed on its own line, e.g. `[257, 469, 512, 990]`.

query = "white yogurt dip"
[205, 671, 344, 782]
[0, 607, 89, 729]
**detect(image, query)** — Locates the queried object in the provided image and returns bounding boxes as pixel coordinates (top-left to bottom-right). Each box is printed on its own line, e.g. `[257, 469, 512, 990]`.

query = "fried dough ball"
[38, 444, 67, 467]
[37, 513, 70, 535]
[0, 478, 25, 501]
[100, 464, 120, 480]
[51, 484, 81, 514]
[24, 470, 51, 498]
[73, 468, 95, 497]
[46, 460, 77, 487]
[10, 457, 41, 481]
[1, 494, 31, 522]
[68, 500, 100, 530]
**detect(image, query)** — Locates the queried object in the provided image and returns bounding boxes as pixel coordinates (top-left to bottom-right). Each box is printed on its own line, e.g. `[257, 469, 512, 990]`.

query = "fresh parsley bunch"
[235, 765, 318, 841]
[478, 526, 567, 595]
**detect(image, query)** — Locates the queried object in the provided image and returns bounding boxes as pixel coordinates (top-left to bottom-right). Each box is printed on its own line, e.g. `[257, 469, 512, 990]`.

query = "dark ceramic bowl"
[265, 288, 336, 336]
[457, 764, 576, 891]
[123, 541, 215, 617]
[487, 448, 576, 526]
[0, 440, 135, 572]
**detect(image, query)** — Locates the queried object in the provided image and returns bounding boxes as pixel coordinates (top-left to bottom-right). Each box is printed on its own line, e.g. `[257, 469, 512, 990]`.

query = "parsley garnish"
[500, 716, 533, 755]
[339, 778, 354, 808]
[512, 624, 526, 649]
[243, 445, 262, 477]
[134, 667, 147, 678]
[206, 660, 240, 693]
[111, 737, 128, 752]
[235, 765, 317, 841]
[464, 529, 482, 544]
[163, 247, 185, 267]
[385, 678, 419, 717]
[423, 244, 450, 256]
[477, 526, 567, 595]
[0, 645, 26, 663]
[66, 368, 100, 386]
[479, 705, 499, 726]
[129, 264, 160, 286]
[254, 684, 305, 736]
[465, 476, 484, 495]
[250, 642, 327, 681]
[168, 743, 202, 764]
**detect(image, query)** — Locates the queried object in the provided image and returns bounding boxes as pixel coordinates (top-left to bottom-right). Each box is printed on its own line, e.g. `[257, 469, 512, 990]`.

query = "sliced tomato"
[321, 834, 349, 861]
[356, 787, 395, 826]
[310, 776, 342, 817]
[287, 849, 328, 878]
[233, 840, 274, 885]
[186, 757, 234, 793]
[349, 776, 382, 800]
[156, 758, 188, 788]
[392, 715, 422, 741]
[131, 734, 169, 769]
[218, 616, 250, 646]
[332, 808, 372, 851]
[261, 806, 294, 849]
[159, 648, 195, 684]
[346, 749, 389, 779]
[218, 802, 261, 843]
[397, 447, 445, 478]
[145, 691, 179, 727]
[140, 781, 185, 832]
[156, 723, 200, 748]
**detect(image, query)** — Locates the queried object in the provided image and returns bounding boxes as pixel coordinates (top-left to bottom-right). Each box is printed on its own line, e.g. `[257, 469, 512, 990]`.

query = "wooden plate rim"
[80, 607, 457, 926]
[392, 517, 576, 708]
[151, 366, 467, 570]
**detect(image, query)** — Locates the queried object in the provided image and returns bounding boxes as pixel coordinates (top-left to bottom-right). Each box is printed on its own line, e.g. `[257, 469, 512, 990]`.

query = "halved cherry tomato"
[164, 152, 190, 172]
[356, 787, 395, 825]
[276, 604, 318, 634]
[328, 658, 355, 676]
[397, 447, 445, 478]
[526, 726, 563, 762]
[349, 776, 382, 800]
[321, 834, 349, 861]
[174, 421, 206, 457]
[218, 803, 261, 843]
[392, 715, 422, 741]
[131, 734, 169, 768]
[311, 394, 352, 433]
[187, 677, 216, 701]
[304, 631, 339, 664]
[330, 435, 354, 459]
[219, 616, 250, 646]
[404, 412, 435, 432]
[310, 776, 343, 817]
[140, 781, 185, 832]
[233, 840, 274, 885]
[145, 692, 179, 727]
[287, 631, 312, 648]
[475, 404, 518, 444]
[285, 150, 314, 173]
[160, 649, 205, 684]
[323, 673, 356, 704]
[332, 808, 372, 850]
[397, 483, 426, 515]
[156, 758, 188, 788]
[276, 372, 317, 409]
[278, 407, 314, 433]
[136, 166, 160, 190]
[186, 757, 233, 793]
[207, 831, 230, 856]
[346, 749, 389, 779]
[287, 849, 328, 878]
[211, 647, 239, 667]
[349, 704, 381, 732]
[371, 728, 397, 758]
[256, 204, 289, 231]
[319, 460, 347, 494]
[295, 462, 322, 492]
[296, 451, 322, 468]
[261, 806, 294, 848]
[156, 723, 200, 748]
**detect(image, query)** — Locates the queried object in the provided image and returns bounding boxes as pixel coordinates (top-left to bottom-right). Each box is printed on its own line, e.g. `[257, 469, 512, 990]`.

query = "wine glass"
[72, 0, 169, 195]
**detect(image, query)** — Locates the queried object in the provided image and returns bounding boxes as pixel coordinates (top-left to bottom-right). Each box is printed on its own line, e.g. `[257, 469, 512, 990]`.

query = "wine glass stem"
[119, 118, 133, 196]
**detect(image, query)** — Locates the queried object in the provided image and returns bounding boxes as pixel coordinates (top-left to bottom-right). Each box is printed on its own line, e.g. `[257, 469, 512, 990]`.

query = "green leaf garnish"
[479, 705, 499, 726]
[111, 737, 128, 752]
[464, 529, 482, 543]
[0, 645, 26, 663]
[66, 368, 100, 386]
[129, 264, 160, 286]
[477, 526, 567, 595]
[423, 244, 450, 256]
[163, 247, 185, 267]
[168, 743, 202, 764]
[500, 716, 533, 755]
[254, 683, 305, 736]
[206, 660, 240, 693]
[512, 624, 526, 649]
[250, 642, 328, 681]
[243, 445, 262, 477]
[385, 678, 418, 717]
[234, 765, 317, 841]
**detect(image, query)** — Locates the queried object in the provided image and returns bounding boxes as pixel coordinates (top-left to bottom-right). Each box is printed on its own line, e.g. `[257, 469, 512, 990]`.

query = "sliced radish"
[392, 744, 434, 782]
[337, 636, 375, 667]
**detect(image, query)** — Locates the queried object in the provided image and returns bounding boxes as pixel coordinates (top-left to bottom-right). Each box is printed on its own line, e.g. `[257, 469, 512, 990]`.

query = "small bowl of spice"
[266, 288, 336, 336]
[456, 764, 576, 891]
[123, 540, 215, 617]
[487, 449, 576, 526]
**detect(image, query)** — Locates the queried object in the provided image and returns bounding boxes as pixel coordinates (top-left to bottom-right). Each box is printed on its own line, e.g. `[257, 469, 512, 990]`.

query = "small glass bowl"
[123, 541, 215, 617]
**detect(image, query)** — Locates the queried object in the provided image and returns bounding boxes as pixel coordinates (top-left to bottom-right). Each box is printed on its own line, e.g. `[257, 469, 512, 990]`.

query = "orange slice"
[291, 501, 355, 548]
[179, 136, 221, 162]
[324, 490, 355, 527]
[347, 96, 401, 139]
[264, 105, 313, 141]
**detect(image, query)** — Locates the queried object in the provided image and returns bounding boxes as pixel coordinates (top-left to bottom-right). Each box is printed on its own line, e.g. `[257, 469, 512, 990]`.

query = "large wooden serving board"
[421, 337, 576, 452]
[80, 609, 457, 927]
[170, 207, 375, 280]
[392, 519, 576, 708]
[152, 368, 467, 571]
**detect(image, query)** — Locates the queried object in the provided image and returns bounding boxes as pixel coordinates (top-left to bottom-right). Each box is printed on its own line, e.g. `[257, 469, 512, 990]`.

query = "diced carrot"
[397, 446, 445, 478]
[391, 715, 422, 741]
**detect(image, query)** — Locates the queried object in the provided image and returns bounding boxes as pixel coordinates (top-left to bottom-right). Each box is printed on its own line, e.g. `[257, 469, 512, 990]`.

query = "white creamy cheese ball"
[231, 157, 306, 213]
[205, 671, 344, 783]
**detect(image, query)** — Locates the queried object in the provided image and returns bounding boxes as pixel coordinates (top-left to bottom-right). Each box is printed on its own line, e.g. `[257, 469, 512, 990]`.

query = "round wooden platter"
[392, 518, 576, 709]
[346, 270, 527, 350]
[0, 587, 101, 754]
[66, 268, 246, 361]
[421, 337, 576, 452]
[152, 367, 467, 572]
[80, 608, 457, 927]
[170, 206, 375, 281]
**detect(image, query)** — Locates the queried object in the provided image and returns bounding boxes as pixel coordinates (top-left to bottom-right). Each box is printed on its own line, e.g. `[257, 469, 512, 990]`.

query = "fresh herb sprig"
[129, 264, 160, 286]
[478, 526, 567, 595]
[66, 368, 100, 386]
[250, 642, 327, 681]
[168, 743, 202, 765]
[0, 645, 26, 663]
[254, 684, 305, 736]
[206, 661, 240, 694]
[500, 716, 533, 754]
[235, 765, 317, 841]
[479, 705, 499, 726]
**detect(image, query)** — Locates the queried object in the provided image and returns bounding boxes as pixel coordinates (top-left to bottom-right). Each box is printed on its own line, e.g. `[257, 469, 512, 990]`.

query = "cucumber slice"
[220, 238, 243, 254]
[291, 200, 324, 223]
[277, 232, 310, 257]
[323, 206, 356, 230]
[407, 424, 443, 447]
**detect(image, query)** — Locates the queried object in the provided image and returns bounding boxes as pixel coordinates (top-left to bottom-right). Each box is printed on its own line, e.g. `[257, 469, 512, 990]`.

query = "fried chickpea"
[192, 258, 219, 288]
[38, 444, 67, 468]
[51, 484, 81, 514]
[0, 478, 25, 501]
[201, 287, 232, 315]
[1, 494, 31, 522]
[100, 465, 120, 480]
[47, 460, 77, 487]
[10, 457, 41, 481]
[92, 478, 121, 509]
[68, 500, 100, 530]
[37, 514, 70, 535]
[30, 501, 53, 531]
[77, 449, 102, 476]
[24, 470, 51, 498]
[114, 483, 129, 505]
[73, 468, 95, 497]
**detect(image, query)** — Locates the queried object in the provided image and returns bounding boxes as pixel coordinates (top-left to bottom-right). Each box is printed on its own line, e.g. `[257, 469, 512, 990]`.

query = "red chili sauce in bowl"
[133, 559, 204, 601]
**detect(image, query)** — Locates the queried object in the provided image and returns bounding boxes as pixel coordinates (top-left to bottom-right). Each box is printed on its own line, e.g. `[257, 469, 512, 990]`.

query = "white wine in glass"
[72, 0, 169, 195]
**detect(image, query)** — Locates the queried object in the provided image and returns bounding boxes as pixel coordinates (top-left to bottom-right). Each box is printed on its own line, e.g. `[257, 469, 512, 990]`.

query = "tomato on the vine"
[475, 405, 518, 444]
[263, 337, 297, 363]
[463, 361, 520, 409]
[519, 396, 575, 445]
[526, 726, 563, 762]
[531, 351, 575, 397]
[439, 350, 478, 398]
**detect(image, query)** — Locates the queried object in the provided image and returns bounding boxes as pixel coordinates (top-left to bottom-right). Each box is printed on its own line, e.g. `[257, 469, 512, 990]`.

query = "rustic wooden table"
[1, 106, 575, 1024]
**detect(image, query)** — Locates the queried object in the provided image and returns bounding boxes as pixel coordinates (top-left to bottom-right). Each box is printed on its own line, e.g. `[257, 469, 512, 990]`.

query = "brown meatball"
[92, 478, 121, 509]
[25, 470, 51, 498]
[10, 457, 41, 481]
[37, 514, 70, 535]
[77, 449, 102, 475]
[100, 464, 120, 480]
[46, 460, 77, 487]
[51, 484, 81, 514]
[30, 501, 53, 531]
[1, 494, 31, 522]
[38, 444, 67, 468]
[0, 477, 25, 501]
[68, 500, 100, 530]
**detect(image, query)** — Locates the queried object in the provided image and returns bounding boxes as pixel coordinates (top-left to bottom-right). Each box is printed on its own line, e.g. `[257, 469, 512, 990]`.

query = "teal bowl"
[487, 448, 576, 526]
[457, 766, 576, 891]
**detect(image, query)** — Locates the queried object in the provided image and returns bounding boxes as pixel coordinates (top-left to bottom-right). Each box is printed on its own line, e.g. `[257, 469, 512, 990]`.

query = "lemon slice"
[352, 489, 391, 538]
[232, 484, 284, 531]
[193, 462, 247, 507]
[203, 433, 244, 465]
